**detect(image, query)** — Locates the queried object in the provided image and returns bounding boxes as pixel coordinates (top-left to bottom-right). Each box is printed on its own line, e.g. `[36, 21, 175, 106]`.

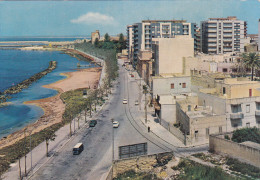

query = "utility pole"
[74, 116, 76, 134]
[145, 92, 147, 123]
[24, 129, 27, 176]
[19, 159, 22, 180]
[30, 130, 32, 173]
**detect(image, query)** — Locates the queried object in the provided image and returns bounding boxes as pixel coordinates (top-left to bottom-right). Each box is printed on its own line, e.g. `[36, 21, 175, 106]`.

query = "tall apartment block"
[258, 19, 260, 49]
[201, 16, 247, 54]
[127, 20, 197, 66]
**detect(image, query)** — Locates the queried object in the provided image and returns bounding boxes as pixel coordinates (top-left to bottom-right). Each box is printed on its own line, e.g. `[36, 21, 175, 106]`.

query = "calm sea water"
[0, 37, 89, 42]
[0, 49, 94, 138]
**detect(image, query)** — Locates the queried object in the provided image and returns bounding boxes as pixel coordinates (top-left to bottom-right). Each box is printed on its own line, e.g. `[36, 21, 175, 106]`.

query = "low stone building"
[176, 77, 260, 145]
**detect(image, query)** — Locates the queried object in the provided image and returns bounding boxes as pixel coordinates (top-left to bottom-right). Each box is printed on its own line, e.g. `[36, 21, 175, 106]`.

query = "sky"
[0, 0, 259, 37]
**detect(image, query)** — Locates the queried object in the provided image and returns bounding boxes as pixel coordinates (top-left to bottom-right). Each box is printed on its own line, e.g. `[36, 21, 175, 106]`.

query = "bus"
[73, 143, 84, 155]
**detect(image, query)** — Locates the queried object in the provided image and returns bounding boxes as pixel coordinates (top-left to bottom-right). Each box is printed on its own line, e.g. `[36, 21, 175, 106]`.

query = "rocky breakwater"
[0, 61, 57, 103]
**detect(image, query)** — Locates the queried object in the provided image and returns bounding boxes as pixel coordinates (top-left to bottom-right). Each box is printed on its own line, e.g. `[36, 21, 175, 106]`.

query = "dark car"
[89, 120, 97, 127]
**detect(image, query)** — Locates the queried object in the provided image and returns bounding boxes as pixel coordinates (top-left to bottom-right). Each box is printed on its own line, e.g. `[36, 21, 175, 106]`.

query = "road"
[30, 60, 171, 180]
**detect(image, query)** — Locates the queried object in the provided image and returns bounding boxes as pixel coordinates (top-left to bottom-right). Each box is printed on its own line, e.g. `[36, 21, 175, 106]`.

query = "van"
[73, 143, 84, 155]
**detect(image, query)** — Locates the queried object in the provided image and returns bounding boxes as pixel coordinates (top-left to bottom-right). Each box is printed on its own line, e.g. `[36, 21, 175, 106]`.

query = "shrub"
[231, 127, 260, 144]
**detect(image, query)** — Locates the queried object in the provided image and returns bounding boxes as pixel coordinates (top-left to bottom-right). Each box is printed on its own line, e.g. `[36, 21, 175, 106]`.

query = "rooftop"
[209, 16, 238, 21]
[142, 20, 186, 23]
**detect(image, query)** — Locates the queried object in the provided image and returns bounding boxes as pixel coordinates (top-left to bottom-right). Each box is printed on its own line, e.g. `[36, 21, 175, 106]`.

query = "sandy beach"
[0, 67, 102, 149]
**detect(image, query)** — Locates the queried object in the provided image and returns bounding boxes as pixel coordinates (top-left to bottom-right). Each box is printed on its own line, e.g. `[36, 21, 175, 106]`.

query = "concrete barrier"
[209, 133, 260, 168]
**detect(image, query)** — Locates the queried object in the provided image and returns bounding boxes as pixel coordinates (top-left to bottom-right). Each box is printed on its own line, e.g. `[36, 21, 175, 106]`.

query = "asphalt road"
[30, 59, 208, 180]
[30, 60, 167, 180]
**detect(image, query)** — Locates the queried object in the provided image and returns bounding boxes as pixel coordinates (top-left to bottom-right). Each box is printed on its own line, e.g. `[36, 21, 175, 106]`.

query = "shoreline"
[0, 54, 102, 149]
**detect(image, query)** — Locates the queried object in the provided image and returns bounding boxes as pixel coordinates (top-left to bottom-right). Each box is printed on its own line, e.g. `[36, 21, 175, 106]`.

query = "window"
[182, 83, 186, 88]
[219, 126, 222, 133]
[195, 130, 198, 138]
[223, 68, 228, 72]
[206, 128, 210, 137]
[231, 104, 241, 113]
[246, 104, 250, 113]
[249, 89, 252, 97]
[223, 87, 226, 94]
[246, 122, 250, 128]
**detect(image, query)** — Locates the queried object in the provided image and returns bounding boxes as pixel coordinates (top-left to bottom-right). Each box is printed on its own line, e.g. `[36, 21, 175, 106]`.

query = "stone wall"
[112, 152, 173, 178]
[209, 133, 260, 168]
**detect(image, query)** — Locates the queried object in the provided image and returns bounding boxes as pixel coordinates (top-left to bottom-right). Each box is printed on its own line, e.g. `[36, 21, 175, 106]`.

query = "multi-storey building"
[258, 19, 260, 49]
[201, 16, 247, 54]
[127, 20, 197, 67]
[194, 28, 201, 53]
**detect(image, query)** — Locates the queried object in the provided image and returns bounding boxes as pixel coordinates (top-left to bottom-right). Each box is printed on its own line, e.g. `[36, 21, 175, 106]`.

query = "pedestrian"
[148, 126, 150, 132]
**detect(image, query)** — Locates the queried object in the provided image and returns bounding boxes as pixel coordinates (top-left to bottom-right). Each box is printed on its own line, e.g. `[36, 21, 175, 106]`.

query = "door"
[249, 89, 252, 97]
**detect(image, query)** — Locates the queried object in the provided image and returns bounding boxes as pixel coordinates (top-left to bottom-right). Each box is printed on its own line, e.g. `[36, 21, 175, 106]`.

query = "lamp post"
[111, 118, 114, 161]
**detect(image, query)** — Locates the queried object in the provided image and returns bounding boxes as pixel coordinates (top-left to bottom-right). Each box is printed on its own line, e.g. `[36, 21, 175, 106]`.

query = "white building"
[201, 16, 247, 54]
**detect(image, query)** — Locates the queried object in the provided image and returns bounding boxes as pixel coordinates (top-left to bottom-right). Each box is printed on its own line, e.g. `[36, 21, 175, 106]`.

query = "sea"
[0, 37, 93, 138]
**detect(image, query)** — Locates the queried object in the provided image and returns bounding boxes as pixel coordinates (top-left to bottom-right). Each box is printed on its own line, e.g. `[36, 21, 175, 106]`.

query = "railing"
[255, 110, 260, 116]
[230, 112, 243, 119]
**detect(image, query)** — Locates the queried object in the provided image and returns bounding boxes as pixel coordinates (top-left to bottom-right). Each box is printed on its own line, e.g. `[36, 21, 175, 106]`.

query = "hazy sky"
[0, 0, 259, 37]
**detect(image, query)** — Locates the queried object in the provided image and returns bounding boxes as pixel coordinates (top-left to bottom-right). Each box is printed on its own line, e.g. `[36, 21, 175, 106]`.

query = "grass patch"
[192, 153, 224, 166]
[172, 159, 240, 180]
[113, 170, 160, 180]
[226, 157, 260, 179]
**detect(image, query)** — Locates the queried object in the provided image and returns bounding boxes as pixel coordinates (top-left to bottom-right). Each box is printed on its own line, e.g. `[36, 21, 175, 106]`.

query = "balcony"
[255, 110, 260, 116]
[230, 112, 243, 120]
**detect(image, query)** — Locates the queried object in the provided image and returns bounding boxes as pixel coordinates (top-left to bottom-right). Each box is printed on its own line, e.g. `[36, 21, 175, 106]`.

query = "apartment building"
[194, 28, 201, 53]
[176, 76, 260, 145]
[127, 20, 197, 66]
[258, 19, 260, 49]
[201, 16, 247, 54]
[153, 35, 194, 76]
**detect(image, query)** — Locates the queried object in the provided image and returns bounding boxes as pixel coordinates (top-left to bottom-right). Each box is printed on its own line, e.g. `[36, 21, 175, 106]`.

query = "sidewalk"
[128, 70, 188, 148]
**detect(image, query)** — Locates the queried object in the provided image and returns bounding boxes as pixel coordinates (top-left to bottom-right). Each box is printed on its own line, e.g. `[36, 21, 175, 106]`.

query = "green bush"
[231, 127, 260, 143]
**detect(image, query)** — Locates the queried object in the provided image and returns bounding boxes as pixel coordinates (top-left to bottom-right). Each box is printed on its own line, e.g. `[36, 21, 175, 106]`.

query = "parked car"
[131, 74, 134, 77]
[89, 120, 97, 127]
[135, 100, 139, 105]
[123, 99, 128, 104]
[113, 121, 120, 128]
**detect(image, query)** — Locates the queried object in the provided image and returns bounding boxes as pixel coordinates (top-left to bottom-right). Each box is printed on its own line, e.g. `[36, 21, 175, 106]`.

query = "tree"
[94, 38, 99, 47]
[117, 33, 126, 52]
[241, 53, 260, 81]
[104, 33, 110, 42]
[44, 128, 56, 157]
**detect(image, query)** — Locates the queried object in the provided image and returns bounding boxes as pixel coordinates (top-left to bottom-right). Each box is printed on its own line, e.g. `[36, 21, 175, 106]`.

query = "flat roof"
[74, 143, 83, 149]
[142, 20, 186, 23]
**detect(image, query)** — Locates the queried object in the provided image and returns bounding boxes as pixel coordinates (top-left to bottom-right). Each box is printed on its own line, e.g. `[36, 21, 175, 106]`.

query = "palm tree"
[241, 53, 260, 81]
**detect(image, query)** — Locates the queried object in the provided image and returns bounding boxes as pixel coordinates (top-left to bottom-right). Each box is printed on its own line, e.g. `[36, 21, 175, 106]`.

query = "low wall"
[209, 133, 260, 168]
[112, 152, 173, 178]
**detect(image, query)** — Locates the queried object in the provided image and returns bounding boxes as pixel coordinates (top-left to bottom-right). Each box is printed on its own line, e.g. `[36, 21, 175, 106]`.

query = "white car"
[113, 121, 120, 128]
[135, 100, 139, 105]
[123, 99, 128, 104]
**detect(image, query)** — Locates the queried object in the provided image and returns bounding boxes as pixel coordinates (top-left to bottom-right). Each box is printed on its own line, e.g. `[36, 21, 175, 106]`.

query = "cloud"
[240, 0, 247, 1]
[70, 12, 116, 25]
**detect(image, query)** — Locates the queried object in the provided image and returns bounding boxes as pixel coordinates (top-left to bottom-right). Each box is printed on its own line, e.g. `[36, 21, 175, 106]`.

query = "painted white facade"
[201, 16, 247, 54]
